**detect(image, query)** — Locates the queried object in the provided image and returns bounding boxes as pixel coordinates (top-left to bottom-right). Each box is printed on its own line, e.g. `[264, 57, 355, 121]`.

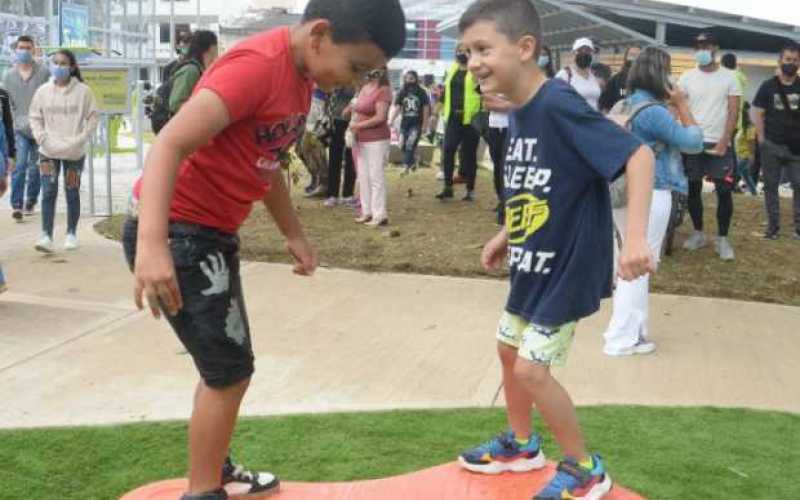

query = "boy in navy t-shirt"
[456, 1, 656, 498]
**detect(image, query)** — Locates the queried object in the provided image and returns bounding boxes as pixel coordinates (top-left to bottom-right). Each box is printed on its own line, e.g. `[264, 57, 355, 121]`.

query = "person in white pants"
[350, 68, 392, 227]
[603, 46, 704, 356]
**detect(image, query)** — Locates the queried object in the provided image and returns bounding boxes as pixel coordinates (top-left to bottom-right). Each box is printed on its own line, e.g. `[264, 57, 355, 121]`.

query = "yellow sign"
[82, 67, 131, 114]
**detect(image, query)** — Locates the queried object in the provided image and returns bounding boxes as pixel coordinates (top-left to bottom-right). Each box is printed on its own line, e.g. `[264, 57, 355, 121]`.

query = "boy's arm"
[135, 89, 231, 318]
[619, 145, 656, 281]
[261, 171, 318, 276]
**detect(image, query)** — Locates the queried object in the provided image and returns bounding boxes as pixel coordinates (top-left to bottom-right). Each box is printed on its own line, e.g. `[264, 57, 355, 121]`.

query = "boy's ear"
[308, 19, 333, 53]
[517, 35, 538, 63]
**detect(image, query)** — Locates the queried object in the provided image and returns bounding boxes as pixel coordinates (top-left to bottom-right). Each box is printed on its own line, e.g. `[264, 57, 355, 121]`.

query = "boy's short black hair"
[188, 30, 218, 62]
[302, 0, 406, 59]
[458, 0, 542, 57]
[16, 35, 35, 46]
[721, 52, 737, 70]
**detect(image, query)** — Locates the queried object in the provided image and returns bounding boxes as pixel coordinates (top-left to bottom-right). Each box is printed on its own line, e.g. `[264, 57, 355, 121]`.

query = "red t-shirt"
[134, 27, 313, 233]
[353, 85, 392, 143]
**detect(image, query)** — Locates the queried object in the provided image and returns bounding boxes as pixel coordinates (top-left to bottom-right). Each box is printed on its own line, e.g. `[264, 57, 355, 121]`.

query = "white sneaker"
[436, 170, 445, 180]
[323, 197, 338, 207]
[35, 235, 54, 253]
[682, 231, 706, 251]
[64, 234, 78, 251]
[604, 340, 657, 357]
[716, 236, 735, 261]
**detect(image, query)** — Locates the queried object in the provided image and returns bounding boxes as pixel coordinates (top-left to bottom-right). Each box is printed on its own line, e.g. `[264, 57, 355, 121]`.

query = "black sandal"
[180, 488, 228, 500]
[222, 456, 280, 496]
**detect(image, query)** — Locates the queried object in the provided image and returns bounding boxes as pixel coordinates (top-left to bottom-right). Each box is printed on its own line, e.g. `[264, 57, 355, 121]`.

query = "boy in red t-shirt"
[123, 1, 407, 498]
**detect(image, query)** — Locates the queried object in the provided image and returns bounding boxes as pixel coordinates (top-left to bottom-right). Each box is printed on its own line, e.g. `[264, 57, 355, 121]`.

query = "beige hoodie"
[29, 77, 99, 161]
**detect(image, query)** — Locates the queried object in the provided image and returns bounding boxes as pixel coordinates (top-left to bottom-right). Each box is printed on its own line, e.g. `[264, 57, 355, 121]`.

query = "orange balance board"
[120, 462, 644, 500]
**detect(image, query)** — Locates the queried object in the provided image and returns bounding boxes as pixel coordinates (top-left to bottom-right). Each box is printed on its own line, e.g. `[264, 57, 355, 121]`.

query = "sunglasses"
[364, 69, 385, 80]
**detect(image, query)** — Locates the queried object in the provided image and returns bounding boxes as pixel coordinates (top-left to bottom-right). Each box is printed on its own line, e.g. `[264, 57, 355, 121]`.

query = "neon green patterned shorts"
[496, 312, 577, 366]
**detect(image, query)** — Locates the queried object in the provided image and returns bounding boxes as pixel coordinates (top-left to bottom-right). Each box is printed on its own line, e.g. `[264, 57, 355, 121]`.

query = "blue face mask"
[50, 64, 71, 82]
[695, 50, 713, 67]
[15, 49, 33, 64]
[538, 55, 550, 68]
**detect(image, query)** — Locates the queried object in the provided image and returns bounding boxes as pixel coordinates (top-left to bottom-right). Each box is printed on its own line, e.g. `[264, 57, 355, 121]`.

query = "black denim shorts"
[684, 143, 735, 181]
[122, 218, 255, 388]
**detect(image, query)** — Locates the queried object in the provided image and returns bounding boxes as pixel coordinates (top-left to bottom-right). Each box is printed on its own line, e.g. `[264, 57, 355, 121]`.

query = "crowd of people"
[1, 0, 799, 498]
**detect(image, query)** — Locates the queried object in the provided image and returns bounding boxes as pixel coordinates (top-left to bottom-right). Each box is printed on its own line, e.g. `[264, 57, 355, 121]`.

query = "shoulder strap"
[626, 101, 664, 127]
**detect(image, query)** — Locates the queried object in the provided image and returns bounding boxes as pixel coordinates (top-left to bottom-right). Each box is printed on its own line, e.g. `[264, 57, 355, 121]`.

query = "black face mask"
[575, 53, 593, 69]
[781, 63, 799, 77]
[404, 80, 417, 88]
[456, 53, 468, 65]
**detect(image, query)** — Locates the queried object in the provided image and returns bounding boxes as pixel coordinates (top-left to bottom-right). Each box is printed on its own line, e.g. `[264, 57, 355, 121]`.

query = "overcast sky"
[275, 0, 800, 27]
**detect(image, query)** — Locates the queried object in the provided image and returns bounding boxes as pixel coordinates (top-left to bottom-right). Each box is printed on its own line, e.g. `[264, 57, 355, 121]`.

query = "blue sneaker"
[534, 454, 612, 499]
[458, 430, 546, 474]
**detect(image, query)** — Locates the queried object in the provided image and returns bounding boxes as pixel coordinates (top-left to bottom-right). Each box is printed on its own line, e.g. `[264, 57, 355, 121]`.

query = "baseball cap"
[694, 32, 718, 46]
[572, 37, 595, 52]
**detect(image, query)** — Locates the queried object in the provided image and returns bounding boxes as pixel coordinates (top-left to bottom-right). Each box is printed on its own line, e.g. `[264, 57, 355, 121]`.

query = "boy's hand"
[709, 141, 729, 157]
[286, 235, 318, 276]
[618, 237, 655, 281]
[481, 230, 508, 272]
[134, 242, 183, 319]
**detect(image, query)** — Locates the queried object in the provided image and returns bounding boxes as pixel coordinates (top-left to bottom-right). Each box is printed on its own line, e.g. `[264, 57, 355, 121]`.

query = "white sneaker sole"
[604, 343, 656, 356]
[35, 244, 54, 254]
[457, 451, 546, 474]
[574, 473, 613, 500]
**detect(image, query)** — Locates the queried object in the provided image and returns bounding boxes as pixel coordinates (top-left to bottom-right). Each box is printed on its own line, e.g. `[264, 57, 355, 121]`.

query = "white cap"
[572, 37, 595, 52]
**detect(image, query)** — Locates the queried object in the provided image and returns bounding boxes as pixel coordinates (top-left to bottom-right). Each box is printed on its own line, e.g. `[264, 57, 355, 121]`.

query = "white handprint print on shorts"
[200, 252, 230, 296]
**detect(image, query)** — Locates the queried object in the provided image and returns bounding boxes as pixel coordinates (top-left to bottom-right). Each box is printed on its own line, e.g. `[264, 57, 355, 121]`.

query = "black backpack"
[150, 59, 203, 134]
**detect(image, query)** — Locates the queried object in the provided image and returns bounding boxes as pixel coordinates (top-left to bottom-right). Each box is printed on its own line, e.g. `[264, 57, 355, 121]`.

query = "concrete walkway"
[1, 210, 798, 429]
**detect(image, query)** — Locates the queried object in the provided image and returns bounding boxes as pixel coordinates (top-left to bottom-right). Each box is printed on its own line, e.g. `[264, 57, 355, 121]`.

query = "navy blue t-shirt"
[504, 78, 642, 326]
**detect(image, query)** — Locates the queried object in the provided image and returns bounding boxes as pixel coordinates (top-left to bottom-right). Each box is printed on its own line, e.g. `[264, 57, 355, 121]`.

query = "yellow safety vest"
[443, 63, 481, 126]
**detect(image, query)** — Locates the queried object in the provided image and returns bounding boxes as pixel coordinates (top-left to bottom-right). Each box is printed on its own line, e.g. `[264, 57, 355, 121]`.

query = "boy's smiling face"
[460, 20, 539, 101]
[303, 20, 387, 92]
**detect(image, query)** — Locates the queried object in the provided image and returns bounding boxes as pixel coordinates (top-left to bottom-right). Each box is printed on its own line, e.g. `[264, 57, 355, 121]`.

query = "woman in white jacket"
[29, 49, 98, 252]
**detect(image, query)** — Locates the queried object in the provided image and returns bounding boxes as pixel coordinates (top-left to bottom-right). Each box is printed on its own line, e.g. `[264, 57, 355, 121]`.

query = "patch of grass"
[95, 166, 800, 306]
[0, 407, 796, 499]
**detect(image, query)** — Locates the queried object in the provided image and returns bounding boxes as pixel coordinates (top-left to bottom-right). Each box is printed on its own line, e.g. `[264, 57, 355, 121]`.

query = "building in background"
[218, 6, 299, 51]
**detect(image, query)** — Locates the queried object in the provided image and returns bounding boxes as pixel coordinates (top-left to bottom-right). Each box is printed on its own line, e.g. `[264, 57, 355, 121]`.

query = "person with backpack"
[751, 42, 800, 240]
[603, 46, 703, 357]
[735, 101, 758, 195]
[162, 31, 192, 83]
[150, 31, 217, 134]
[169, 30, 219, 116]
[556, 38, 602, 110]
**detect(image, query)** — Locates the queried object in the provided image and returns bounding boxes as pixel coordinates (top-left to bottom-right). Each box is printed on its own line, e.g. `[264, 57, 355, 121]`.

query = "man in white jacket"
[29, 49, 98, 252]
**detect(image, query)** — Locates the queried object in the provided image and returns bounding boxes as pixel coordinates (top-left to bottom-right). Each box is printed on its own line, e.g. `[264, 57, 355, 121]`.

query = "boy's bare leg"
[513, 360, 587, 460]
[498, 342, 534, 441]
[187, 377, 251, 495]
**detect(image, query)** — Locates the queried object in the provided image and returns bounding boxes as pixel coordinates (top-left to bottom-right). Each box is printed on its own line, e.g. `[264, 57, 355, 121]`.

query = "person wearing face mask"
[436, 46, 482, 201]
[168, 31, 219, 115]
[555, 38, 602, 110]
[351, 67, 392, 226]
[678, 32, 742, 260]
[537, 45, 556, 78]
[3, 35, 50, 221]
[28, 49, 98, 252]
[752, 42, 800, 240]
[162, 32, 192, 83]
[389, 70, 430, 175]
[599, 45, 642, 113]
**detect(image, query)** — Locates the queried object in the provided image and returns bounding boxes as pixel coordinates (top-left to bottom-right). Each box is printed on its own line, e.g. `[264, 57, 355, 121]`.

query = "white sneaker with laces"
[35, 235, 54, 253]
[682, 231, 706, 251]
[64, 234, 78, 251]
[323, 197, 338, 207]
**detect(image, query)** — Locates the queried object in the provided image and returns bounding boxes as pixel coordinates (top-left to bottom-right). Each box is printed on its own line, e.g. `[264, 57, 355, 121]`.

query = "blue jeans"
[736, 158, 757, 195]
[400, 122, 421, 168]
[10, 133, 41, 210]
[40, 156, 84, 238]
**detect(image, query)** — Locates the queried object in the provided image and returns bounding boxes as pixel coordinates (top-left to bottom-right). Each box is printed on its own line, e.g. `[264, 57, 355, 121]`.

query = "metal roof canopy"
[435, 0, 800, 52]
